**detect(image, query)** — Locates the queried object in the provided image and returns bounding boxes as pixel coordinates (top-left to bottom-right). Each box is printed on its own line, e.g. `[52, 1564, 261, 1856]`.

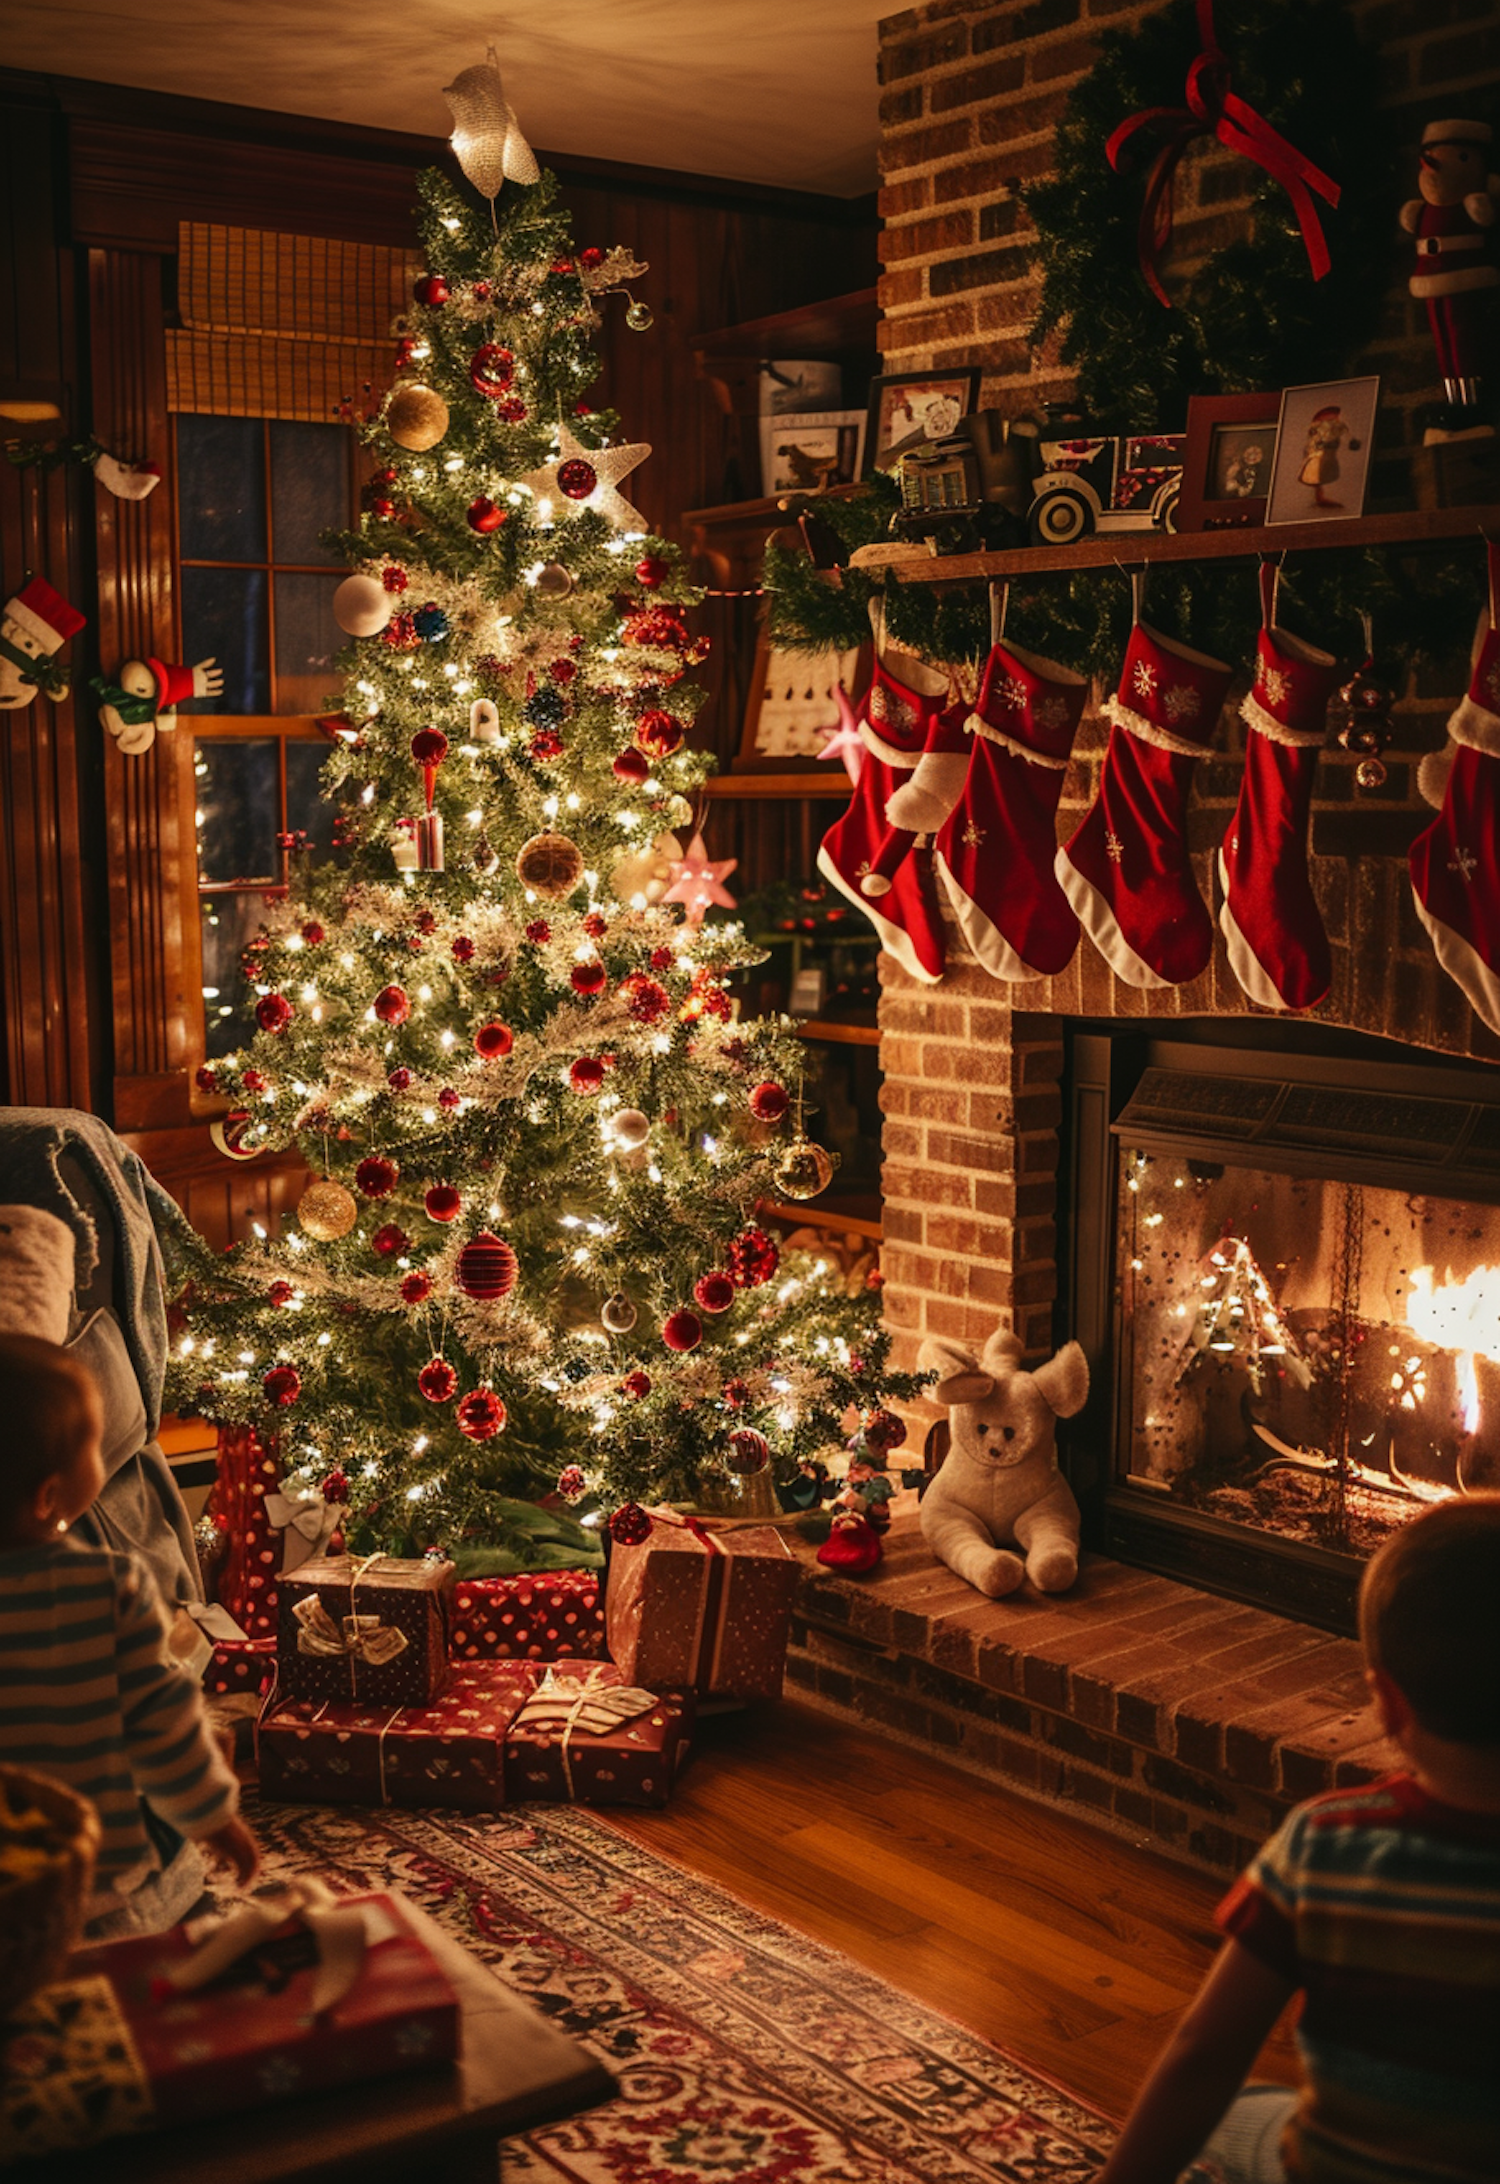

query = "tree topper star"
[816, 684, 864, 785]
[521, 423, 650, 533]
[661, 831, 737, 925]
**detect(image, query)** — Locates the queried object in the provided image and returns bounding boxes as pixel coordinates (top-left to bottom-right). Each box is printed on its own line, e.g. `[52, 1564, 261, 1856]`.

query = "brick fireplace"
[779, 0, 1500, 1874]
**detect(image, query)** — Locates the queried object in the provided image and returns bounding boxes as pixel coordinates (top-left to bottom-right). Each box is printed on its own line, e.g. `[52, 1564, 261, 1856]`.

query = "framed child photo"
[1178, 392, 1281, 530]
[1266, 376, 1381, 528]
[864, 368, 980, 476]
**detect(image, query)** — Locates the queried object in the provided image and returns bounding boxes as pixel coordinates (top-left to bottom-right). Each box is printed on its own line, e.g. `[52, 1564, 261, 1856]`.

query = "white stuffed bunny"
[917, 1325, 1087, 1597]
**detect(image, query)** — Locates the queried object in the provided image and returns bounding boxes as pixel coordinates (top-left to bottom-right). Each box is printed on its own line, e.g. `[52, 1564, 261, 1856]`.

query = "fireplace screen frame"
[1058, 1025, 1500, 1635]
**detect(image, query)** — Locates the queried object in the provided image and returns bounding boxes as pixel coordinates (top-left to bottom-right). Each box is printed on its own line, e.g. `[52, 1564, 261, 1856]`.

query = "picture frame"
[736, 624, 868, 771]
[1177, 392, 1282, 531]
[1266, 375, 1381, 528]
[758, 410, 866, 498]
[864, 368, 980, 476]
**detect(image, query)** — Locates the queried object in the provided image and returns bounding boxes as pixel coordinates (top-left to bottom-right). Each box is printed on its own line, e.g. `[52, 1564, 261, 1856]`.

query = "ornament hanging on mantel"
[443, 46, 540, 204]
[0, 577, 85, 711]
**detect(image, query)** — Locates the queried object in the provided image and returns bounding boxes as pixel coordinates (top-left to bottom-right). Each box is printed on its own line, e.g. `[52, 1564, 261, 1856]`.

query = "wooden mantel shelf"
[850, 502, 1500, 583]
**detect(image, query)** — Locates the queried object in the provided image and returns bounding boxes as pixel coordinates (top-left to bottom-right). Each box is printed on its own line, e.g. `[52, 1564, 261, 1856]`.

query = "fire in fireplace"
[1063, 1031, 1500, 1631]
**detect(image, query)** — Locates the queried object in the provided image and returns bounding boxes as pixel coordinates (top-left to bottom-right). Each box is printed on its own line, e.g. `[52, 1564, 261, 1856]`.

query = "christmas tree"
[166, 155, 919, 1566]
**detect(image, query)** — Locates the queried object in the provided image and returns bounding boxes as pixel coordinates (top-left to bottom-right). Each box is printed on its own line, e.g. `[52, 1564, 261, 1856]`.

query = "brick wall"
[868, 0, 1500, 1436]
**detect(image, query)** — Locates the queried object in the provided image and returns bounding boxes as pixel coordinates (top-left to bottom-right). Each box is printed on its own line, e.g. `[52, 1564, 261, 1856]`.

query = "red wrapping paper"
[258, 1661, 539, 1812]
[449, 1571, 606, 1663]
[277, 1552, 455, 1708]
[204, 1635, 277, 1698]
[213, 1424, 283, 1640]
[605, 1518, 800, 1699]
[50, 1893, 456, 2137]
[504, 1659, 694, 1808]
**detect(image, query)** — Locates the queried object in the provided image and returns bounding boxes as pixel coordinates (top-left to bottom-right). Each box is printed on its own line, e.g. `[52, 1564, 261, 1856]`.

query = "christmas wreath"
[1026, 0, 1389, 431]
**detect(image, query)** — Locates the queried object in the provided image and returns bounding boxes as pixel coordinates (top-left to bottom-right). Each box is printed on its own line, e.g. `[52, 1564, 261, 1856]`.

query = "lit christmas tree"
[166, 157, 919, 1562]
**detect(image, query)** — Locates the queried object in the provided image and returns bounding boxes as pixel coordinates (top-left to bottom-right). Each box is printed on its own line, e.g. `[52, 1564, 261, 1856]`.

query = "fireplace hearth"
[1063, 1031, 1500, 1632]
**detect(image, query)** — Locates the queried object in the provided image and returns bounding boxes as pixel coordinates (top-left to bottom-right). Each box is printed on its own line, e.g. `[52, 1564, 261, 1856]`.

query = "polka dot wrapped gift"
[604, 1512, 801, 1701]
[448, 1571, 606, 1664]
[503, 1660, 695, 1809]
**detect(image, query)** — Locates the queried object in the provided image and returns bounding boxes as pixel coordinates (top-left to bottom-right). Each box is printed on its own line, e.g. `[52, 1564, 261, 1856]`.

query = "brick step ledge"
[783, 1505, 1384, 1879]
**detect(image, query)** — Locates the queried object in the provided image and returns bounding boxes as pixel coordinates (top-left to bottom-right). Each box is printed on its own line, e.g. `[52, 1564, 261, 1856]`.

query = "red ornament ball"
[570, 961, 607, 997]
[388, 1066, 412, 1092]
[355, 1155, 399, 1199]
[727, 1226, 779, 1289]
[693, 1272, 736, 1315]
[467, 495, 506, 534]
[722, 1377, 751, 1410]
[300, 920, 325, 946]
[320, 1468, 349, 1504]
[474, 1020, 514, 1060]
[410, 727, 449, 768]
[413, 273, 450, 307]
[749, 1081, 789, 1124]
[548, 658, 577, 685]
[384, 612, 419, 650]
[728, 1427, 770, 1474]
[381, 565, 409, 594]
[662, 1308, 703, 1353]
[468, 343, 515, 397]
[418, 1356, 457, 1403]
[438, 1087, 462, 1111]
[650, 947, 674, 973]
[456, 1388, 507, 1442]
[374, 984, 410, 1026]
[863, 1407, 908, 1454]
[580, 246, 605, 271]
[471, 279, 491, 301]
[451, 935, 476, 964]
[495, 396, 528, 424]
[371, 1223, 410, 1257]
[454, 1231, 519, 1301]
[609, 1502, 653, 1546]
[262, 1364, 301, 1408]
[424, 1184, 462, 1223]
[369, 496, 395, 522]
[241, 1068, 267, 1092]
[195, 1065, 219, 1092]
[635, 555, 669, 589]
[557, 1464, 586, 1501]
[528, 730, 564, 762]
[633, 709, 683, 758]
[255, 993, 293, 1035]
[400, 1271, 433, 1305]
[556, 457, 598, 500]
[612, 746, 650, 784]
[621, 973, 671, 1025]
[583, 912, 608, 939]
[267, 1280, 295, 1308]
[569, 1056, 606, 1096]
[524, 919, 551, 944]
[621, 1370, 652, 1401]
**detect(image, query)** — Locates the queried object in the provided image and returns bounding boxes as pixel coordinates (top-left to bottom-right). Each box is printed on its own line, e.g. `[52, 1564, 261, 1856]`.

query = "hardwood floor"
[608, 1700, 1301, 2124]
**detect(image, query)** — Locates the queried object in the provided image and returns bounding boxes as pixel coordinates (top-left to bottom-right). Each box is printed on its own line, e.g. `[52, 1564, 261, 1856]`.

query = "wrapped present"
[0, 1883, 457, 2158]
[606, 1513, 801, 1700]
[204, 1635, 277, 1699]
[505, 1660, 694, 1808]
[277, 1551, 455, 1708]
[258, 1661, 538, 1812]
[213, 1423, 283, 1640]
[450, 1571, 606, 1663]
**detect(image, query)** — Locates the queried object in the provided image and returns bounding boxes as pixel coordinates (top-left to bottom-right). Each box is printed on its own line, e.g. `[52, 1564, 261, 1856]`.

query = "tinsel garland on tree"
[163, 162, 925, 1556]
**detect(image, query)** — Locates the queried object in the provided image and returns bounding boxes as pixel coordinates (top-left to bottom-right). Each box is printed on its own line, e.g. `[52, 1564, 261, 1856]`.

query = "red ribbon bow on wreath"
[1105, 0, 1340, 309]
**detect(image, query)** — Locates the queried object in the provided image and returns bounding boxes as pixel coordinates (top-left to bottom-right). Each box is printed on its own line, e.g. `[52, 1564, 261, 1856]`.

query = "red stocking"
[1218, 569, 1340, 1012]
[1410, 544, 1500, 1034]
[933, 637, 1088, 982]
[858, 701, 971, 897]
[818, 661, 948, 984]
[1057, 619, 1232, 987]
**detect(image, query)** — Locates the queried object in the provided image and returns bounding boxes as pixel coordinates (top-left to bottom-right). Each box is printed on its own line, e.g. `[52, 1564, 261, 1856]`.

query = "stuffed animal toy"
[917, 1325, 1087, 1597]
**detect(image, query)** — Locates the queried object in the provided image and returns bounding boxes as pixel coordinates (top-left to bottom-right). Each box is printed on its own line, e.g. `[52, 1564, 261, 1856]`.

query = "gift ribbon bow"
[1105, 0, 1340, 309]
[292, 1591, 410, 1667]
[265, 1489, 344, 1574]
[5, 634, 72, 700]
[519, 1669, 660, 1800]
[158, 1875, 372, 2017]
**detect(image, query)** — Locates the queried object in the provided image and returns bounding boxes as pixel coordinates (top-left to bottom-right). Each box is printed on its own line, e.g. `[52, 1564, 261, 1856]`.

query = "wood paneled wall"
[0, 66, 874, 1208]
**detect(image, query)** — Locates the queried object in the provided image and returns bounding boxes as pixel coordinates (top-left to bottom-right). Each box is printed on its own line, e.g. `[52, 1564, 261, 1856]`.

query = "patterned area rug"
[253, 1797, 1114, 2183]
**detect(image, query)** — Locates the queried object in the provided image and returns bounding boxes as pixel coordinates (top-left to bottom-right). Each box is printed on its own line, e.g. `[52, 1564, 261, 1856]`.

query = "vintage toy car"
[1027, 434, 1184, 545]
[891, 412, 1038, 548]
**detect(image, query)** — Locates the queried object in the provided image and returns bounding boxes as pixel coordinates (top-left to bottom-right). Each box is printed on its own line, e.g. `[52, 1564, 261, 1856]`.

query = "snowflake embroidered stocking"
[1218, 572, 1340, 1012]
[1057, 620, 1232, 987]
[818, 660, 948, 984]
[932, 638, 1088, 981]
[1409, 544, 1500, 1035]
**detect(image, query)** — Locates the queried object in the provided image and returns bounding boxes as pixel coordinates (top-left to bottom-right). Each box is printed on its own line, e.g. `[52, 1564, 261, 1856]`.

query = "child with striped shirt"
[1098, 1494, 1500, 2184]
[0, 1333, 259, 1933]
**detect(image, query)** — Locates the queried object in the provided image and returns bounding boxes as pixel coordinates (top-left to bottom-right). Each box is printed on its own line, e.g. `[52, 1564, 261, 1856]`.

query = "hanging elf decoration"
[0, 577, 85, 711]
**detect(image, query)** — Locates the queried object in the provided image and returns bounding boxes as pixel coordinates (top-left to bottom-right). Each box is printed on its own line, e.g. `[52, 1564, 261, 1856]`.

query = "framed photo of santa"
[1266, 376, 1381, 527]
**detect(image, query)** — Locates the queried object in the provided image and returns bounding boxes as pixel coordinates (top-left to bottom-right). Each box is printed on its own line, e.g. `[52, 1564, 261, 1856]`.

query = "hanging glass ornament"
[472, 832, 500, 877]
[624, 299, 654, 332]
[609, 1108, 651, 1150]
[601, 1291, 638, 1334]
[296, 1178, 358, 1240]
[775, 1136, 836, 1201]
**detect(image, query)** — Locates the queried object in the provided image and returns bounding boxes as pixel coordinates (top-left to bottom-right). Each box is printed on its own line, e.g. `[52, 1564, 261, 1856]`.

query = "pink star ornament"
[661, 831, 738, 925]
[816, 684, 864, 784]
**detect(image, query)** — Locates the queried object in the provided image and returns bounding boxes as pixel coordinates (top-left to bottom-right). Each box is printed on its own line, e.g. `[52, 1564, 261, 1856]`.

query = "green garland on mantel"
[766, 0, 1483, 679]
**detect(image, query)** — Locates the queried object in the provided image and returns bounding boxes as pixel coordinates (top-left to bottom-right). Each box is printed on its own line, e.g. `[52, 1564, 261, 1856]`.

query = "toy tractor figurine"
[892, 411, 1040, 550]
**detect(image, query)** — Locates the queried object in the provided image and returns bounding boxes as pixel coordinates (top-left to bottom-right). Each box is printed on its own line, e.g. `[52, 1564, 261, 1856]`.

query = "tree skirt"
[252, 1797, 1115, 2183]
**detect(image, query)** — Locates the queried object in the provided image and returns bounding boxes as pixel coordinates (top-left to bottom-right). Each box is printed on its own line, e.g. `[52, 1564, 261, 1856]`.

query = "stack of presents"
[203, 1443, 807, 1816]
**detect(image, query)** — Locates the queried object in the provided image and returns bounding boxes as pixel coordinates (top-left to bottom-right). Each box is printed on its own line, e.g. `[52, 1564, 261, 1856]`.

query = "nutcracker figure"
[1400, 118, 1500, 427]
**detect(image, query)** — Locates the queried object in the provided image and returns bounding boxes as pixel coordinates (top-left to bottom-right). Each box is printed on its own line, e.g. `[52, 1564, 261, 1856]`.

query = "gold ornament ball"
[1355, 757, 1387, 790]
[610, 1107, 651, 1150]
[297, 1177, 359, 1240]
[386, 384, 450, 452]
[601, 1290, 638, 1334]
[775, 1137, 837, 1202]
[534, 562, 575, 599]
[625, 299, 654, 332]
[516, 831, 585, 900]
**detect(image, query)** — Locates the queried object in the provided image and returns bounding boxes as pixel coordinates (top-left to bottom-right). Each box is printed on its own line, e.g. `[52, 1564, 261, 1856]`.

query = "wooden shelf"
[686, 481, 863, 530]
[690, 288, 877, 360]
[761, 1198, 883, 1241]
[849, 502, 1500, 583]
[796, 1018, 880, 1045]
[704, 771, 853, 800]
